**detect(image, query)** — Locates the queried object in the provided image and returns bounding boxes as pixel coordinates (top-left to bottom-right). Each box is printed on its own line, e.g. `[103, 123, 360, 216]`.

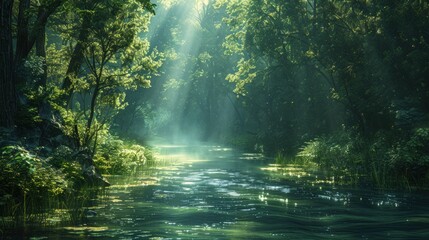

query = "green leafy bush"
[367, 131, 395, 187]
[0, 145, 69, 221]
[95, 136, 153, 174]
[0, 146, 68, 197]
[49, 145, 84, 186]
[296, 128, 429, 188]
[388, 128, 429, 185]
[296, 131, 364, 174]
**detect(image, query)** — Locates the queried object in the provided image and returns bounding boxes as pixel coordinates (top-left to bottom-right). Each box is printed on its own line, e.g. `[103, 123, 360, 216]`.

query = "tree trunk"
[61, 15, 91, 104]
[36, 8, 47, 87]
[15, 0, 64, 75]
[15, 0, 30, 65]
[0, 0, 16, 127]
[84, 84, 100, 148]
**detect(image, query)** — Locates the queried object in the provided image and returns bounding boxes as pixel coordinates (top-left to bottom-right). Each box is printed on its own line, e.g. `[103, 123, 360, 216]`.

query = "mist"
[1, 0, 429, 237]
[115, 0, 239, 144]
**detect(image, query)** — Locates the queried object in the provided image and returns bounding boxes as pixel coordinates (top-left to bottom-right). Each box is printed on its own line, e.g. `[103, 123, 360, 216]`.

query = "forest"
[1, 0, 429, 238]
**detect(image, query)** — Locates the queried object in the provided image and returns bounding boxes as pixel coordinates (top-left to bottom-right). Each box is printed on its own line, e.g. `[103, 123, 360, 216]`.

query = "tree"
[0, 0, 15, 127]
[218, 0, 428, 155]
[0, 0, 66, 128]
[185, 0, 235, 140]
[59, 0, 156, 104]
[15, 0, 65, 84]
[50, 0, 161, 152]
[219, 0, 338, 152]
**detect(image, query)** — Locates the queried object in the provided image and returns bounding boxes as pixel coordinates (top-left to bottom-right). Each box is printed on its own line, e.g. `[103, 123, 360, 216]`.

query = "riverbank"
[274, 128, 429, 190]
[0, 126, 153, 228]
[225, 127, 429, 190]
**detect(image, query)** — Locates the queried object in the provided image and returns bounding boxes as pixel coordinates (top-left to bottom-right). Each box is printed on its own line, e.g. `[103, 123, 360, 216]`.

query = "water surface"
[4, 144, 429, 239]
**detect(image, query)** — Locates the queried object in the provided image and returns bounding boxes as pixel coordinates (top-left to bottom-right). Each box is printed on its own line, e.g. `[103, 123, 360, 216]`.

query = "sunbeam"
[1, 0, 428, 238]
[144, 0, 214, 143]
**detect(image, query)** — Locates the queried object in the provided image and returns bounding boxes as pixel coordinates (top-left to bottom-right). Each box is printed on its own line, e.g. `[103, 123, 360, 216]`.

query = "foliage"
[218, 0, 348, 153]
[274, 152, 318, 169]
[94, 135, 153, 174]
[214, 0, 429, 187]
[297, 131, 364, 174]
[0, 145, 69, 221]
[43, 0, 163, 153]
[388, 128, 429, 186]
[0, 146, 68, 197]
[296, 128, 429, 188]
[49, 145, 85, 186]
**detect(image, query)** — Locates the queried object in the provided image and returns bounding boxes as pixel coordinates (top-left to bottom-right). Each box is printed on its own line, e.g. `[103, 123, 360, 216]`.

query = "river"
[4, 144, 429, 239]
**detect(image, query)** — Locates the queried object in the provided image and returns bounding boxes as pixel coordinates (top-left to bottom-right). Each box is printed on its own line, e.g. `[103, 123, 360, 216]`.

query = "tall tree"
[60, 0, 156, 104]
[50, 0, 160, 152]
[0, 0, 16, 127]
[15, 0, 65, 74]
[1, 0, 66, 127]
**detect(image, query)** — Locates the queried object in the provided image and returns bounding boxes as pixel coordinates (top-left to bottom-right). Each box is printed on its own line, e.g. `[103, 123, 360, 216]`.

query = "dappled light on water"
[109, 178, 160, 189]
[261, 163, 351, 186]
[155, 153, 208, 164]
[7, 144, 429, 239]
[239, 153, 265, 160]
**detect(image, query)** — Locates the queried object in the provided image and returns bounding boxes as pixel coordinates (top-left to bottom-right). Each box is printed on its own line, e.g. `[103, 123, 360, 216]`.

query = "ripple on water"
[6, 144, 429, 240]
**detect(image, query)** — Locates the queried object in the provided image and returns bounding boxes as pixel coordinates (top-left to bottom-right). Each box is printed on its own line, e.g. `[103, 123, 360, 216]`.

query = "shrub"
[0, 146, 68, 197]
[0, 145, 69, 221]
[94, 136, 152, 174]
[388, 128, 429, 185]
[296, 131, 364, 174]
[49, 145, 84, 186]
[296, 128, 429, 188]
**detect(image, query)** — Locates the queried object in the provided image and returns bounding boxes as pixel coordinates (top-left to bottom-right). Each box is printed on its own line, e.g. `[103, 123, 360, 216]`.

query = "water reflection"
[4, 144, 429, 239]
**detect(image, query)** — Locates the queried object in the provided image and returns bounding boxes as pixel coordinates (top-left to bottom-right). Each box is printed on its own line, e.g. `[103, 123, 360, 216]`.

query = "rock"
[84, 209, 97, 217]
[82, 164, 110, 187]
[0, 140, 21, 148]
[39, 115, 73, 149]
[0, 127, 20, 148]
[75, 149, 110, 187]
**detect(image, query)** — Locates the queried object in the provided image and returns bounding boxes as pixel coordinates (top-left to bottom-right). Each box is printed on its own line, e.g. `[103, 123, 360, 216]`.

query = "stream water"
[3, 144, 429, 239]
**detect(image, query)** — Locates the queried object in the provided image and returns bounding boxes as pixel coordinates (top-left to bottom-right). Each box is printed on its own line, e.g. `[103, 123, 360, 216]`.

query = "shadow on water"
[2, 144, 429, 239]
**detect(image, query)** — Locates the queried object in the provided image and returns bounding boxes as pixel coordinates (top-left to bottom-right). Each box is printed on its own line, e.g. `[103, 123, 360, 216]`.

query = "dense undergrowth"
[95, 136, 154, 175]
[225, 126, 429, 189]
[274, 128, 429, 189]
[0, 130, 154, 227]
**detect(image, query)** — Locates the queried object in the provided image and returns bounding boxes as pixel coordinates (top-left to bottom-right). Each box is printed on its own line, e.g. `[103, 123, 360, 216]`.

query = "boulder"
[82, 164, 110, 187]
[75, 149, 110, 187]
[0, 127, 19, 147]
[38, 111, 74, 149]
